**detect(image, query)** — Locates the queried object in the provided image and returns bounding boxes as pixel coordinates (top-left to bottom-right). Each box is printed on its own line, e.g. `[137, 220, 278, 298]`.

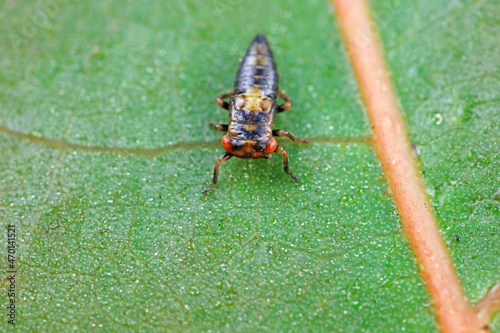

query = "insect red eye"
[221, 135, 232, 152]
[265, 138, 277, 155]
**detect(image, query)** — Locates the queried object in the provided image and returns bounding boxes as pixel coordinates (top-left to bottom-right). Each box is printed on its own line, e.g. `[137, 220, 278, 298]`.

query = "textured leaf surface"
[0, 0, 497, 331]
[372, 0, 500, 329]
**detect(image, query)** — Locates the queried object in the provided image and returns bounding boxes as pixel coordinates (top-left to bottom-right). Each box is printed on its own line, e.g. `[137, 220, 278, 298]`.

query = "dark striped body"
[234, 34, 278, 99]
[226, 35, 279, 159]
[203, 34, 308, 194]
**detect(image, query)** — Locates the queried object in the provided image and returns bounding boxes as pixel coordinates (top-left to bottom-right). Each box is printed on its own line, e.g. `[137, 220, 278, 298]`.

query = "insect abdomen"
[234, 34, 278, 99]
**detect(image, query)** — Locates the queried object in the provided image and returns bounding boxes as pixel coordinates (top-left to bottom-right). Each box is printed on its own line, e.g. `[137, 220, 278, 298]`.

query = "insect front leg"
[277, 90, 293, 113]
[216, 91, 234, 110]
[272, 129, 310, 144]
[274, 145, 299, 183]
[209, 121, 229, 132]
[203, 152, 233, 194]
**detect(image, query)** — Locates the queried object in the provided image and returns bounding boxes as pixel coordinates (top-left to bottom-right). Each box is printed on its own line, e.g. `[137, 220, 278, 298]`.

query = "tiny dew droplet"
[432, 113, 443, 125]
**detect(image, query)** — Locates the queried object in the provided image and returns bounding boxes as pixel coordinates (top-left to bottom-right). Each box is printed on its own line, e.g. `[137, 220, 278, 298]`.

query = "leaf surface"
[0, 0, 497, 331]
[372, 0, 500, 327]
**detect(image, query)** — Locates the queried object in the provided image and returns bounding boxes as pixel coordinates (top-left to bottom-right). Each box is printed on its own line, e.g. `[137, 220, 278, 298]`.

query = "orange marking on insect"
[234, 96, 246, 109]
[266, 138, 277, 155]
[244, 87, 265, 98]
[244, 97, 264, 111]
[256, 54, 269, 66]
[244, 124, 257, 131]
[261, 100, 272, 112]
[221, 134, 232, 152]
[256, 43, 268, 54]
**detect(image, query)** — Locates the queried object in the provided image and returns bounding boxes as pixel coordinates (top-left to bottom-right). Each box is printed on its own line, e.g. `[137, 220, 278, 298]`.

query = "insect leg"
[216, 91, 234, 110]
[277, 90, 293, 113]
[209, 121, 229, 132]
[203, 152, 233, 194]
[272, 129, 310, 144]
[275, 145, 299, 183]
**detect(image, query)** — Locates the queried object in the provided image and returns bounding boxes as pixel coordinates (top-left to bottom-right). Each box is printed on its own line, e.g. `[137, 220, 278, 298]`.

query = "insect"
[203, 34, 309, 194]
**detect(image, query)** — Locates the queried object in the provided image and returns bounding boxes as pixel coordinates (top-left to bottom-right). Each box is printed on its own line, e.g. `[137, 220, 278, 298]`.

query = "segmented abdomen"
[234, 34, 278, 99]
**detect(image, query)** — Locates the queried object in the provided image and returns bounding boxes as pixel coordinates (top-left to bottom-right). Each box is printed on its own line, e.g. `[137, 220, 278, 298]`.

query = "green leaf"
[0, 0, 497, 332]
[372, 0, 500, 327]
